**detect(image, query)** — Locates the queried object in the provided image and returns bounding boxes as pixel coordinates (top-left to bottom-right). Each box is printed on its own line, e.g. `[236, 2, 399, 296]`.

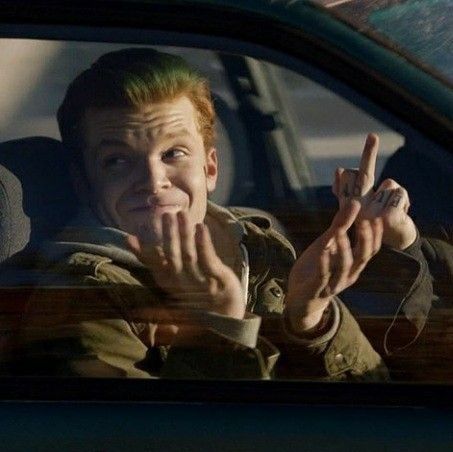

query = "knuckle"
[372, 217, 382, 226]
[181, 250, 196, 265]
[381, 178, 398, 189]
[342, 169, 357, 180]
[400, 187, 409, 199]
[372, 246, 381, 255]
[344, 256, 354, 269]
[168, 262, 181, 274]
[382, 214, 392, 227]
[336, 232, 350, 246]
[361, 173, 372, 184]
[356, 256, 368, 266]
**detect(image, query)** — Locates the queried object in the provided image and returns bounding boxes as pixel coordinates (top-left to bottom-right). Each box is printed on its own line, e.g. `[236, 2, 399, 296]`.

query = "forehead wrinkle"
[84, 97, 201, 148]
[145, 127, 195, 146]
[103, 113, 193, 133]
[145, 113, 195, 131]
[144, 115, 196, 142]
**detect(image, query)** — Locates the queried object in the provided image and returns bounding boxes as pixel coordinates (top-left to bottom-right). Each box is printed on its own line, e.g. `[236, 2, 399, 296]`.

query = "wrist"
[285, 299, 332, 335]
[384, 222, 417, 250]
[211, 292, 246, 320]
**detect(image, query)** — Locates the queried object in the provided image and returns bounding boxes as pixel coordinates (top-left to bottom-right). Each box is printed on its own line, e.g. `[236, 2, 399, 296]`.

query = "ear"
[205, 147, 218, 193]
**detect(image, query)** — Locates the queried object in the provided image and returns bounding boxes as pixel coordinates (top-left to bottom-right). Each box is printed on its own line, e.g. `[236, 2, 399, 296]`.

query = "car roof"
[1, 0, 452, 142]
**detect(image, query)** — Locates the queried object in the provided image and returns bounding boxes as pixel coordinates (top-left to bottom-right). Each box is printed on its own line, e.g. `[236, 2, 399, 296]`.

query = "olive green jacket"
[7, 203, 394, 380]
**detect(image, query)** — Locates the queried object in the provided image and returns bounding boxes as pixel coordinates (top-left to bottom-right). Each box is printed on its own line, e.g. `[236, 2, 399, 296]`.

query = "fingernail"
[366, 133, 376, 146]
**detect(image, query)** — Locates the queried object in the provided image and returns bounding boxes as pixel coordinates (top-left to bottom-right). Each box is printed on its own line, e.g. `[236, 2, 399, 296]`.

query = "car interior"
[0, 35, 452, 383]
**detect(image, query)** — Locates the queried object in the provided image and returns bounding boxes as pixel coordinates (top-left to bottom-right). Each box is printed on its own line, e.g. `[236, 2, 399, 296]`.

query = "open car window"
[0, 2, 452, 403]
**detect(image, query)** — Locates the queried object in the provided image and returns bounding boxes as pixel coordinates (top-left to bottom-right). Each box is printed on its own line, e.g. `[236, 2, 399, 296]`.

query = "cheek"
[177, 165, 207, 197]
[95, 178, 128, 216]
[181, 168, 209, 220]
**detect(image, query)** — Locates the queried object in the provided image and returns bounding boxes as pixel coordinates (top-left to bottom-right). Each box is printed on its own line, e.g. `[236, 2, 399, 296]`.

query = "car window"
[0, 39, 254, 207]
[272, 63, 405, 186]
[0, 34, 452, 387]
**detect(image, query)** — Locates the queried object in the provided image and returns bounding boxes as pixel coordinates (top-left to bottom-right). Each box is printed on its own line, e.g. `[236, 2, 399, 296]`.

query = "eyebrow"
[158, 128, 194, 142]
[94, 128, 196, 153]
[95, 139, 134, 151]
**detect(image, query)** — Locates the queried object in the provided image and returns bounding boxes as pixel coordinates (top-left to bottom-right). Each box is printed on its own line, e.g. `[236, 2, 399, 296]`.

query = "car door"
[1, 0, 453, 450]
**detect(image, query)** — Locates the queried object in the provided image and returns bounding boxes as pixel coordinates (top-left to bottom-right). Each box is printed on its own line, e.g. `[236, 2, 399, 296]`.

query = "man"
[14, 48, 432, 379]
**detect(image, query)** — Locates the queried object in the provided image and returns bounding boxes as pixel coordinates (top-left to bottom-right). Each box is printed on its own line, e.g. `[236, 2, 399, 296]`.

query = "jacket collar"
[39, 201, 249, 272]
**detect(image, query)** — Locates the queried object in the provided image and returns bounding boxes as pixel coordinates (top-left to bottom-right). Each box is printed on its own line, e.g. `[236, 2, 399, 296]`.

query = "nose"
[135, 157, 171, 194]
[148, 157, 172, 194]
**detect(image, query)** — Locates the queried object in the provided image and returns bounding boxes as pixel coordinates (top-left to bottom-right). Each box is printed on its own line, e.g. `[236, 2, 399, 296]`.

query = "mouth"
[130, 204, 181, 214]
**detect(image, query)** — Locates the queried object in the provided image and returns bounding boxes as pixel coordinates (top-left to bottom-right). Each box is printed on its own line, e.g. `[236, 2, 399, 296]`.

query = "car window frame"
[0, 0, 452, 407]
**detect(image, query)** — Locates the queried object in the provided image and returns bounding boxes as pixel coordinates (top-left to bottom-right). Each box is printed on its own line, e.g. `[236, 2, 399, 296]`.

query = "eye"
[162, 148, 187, 161]
[102, 154, 130, 169]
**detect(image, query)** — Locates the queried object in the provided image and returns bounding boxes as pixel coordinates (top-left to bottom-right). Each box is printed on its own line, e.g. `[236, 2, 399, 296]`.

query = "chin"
[127, 219, 163, 245]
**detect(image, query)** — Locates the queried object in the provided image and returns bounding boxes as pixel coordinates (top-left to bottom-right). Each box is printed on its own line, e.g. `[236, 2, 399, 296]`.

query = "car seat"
[0, 136, 78, 265]
[0, 135, 286, 269]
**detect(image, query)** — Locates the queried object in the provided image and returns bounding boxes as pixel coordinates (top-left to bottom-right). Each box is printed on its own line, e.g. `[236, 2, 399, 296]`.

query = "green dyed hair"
[57, 48, 215, 169]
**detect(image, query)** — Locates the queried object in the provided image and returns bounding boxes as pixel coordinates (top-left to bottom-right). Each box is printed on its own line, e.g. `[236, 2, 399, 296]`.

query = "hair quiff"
[57, 48, 216, 168]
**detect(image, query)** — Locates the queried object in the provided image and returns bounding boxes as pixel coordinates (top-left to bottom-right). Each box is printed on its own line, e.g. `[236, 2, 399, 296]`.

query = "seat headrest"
[0, 137, 78, 263]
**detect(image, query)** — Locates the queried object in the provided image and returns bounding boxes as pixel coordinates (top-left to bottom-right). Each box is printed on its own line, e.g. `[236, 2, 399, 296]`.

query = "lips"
[129, 203, 181, 214]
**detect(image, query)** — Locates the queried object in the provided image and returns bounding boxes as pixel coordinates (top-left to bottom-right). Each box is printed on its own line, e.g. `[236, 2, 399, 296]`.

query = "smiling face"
[81, 96, 218, 242]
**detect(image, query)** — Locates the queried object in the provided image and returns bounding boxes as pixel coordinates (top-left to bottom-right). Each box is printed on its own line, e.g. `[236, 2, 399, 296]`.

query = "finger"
[404, 198, 410, 214]
[339, 168, 358, 198]
[365, 188, 393, 217]
[333, 167, 345, 197]
[356, 133, 379, 195]
[371, 217, 384, 255]
[178, 211, 205, 282]
[126, 234, 141, 256]
[162, 212, 183, 274]
[375, 177, 400, 193]
[317, 248, 333, 298]
[135, 220, 161, 247]
[351, 219, 373, 275]
[195, 223, 224, 279]
[329, 231, 354, 294]
[126, 234, 166, 269]
[385, 186, 408, 211]
[365, 178, 400, 216]
[326, 199, 361, 239]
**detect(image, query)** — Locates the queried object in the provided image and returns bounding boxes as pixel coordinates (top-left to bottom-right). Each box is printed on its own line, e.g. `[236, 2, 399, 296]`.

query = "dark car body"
[0, 0, 453, 449]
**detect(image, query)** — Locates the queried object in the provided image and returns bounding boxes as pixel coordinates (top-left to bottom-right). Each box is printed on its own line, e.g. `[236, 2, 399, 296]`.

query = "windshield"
[313, 0, 453, 84]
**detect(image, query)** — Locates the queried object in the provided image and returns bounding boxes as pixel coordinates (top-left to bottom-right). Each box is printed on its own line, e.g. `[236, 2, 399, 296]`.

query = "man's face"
[81, 96, 218, 242]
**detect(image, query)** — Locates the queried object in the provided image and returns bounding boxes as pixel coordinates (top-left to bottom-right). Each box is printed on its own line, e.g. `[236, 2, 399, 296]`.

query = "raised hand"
[285, 199, 383, 334]
[127, 211, 245, 320]
[333, 133, 417, 250]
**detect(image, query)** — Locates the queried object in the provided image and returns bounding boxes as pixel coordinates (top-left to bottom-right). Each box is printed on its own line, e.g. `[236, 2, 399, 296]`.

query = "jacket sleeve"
[257, 298, 388, 381]
[17, 252, 279, 379]
[280, 299, 388, 380]
[351, 232, 438, 354]
[244, 224, 388, 381]
[420, 233, 453, 308]
[161, 324, 280, 379]
[382, 235, 433, 354]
